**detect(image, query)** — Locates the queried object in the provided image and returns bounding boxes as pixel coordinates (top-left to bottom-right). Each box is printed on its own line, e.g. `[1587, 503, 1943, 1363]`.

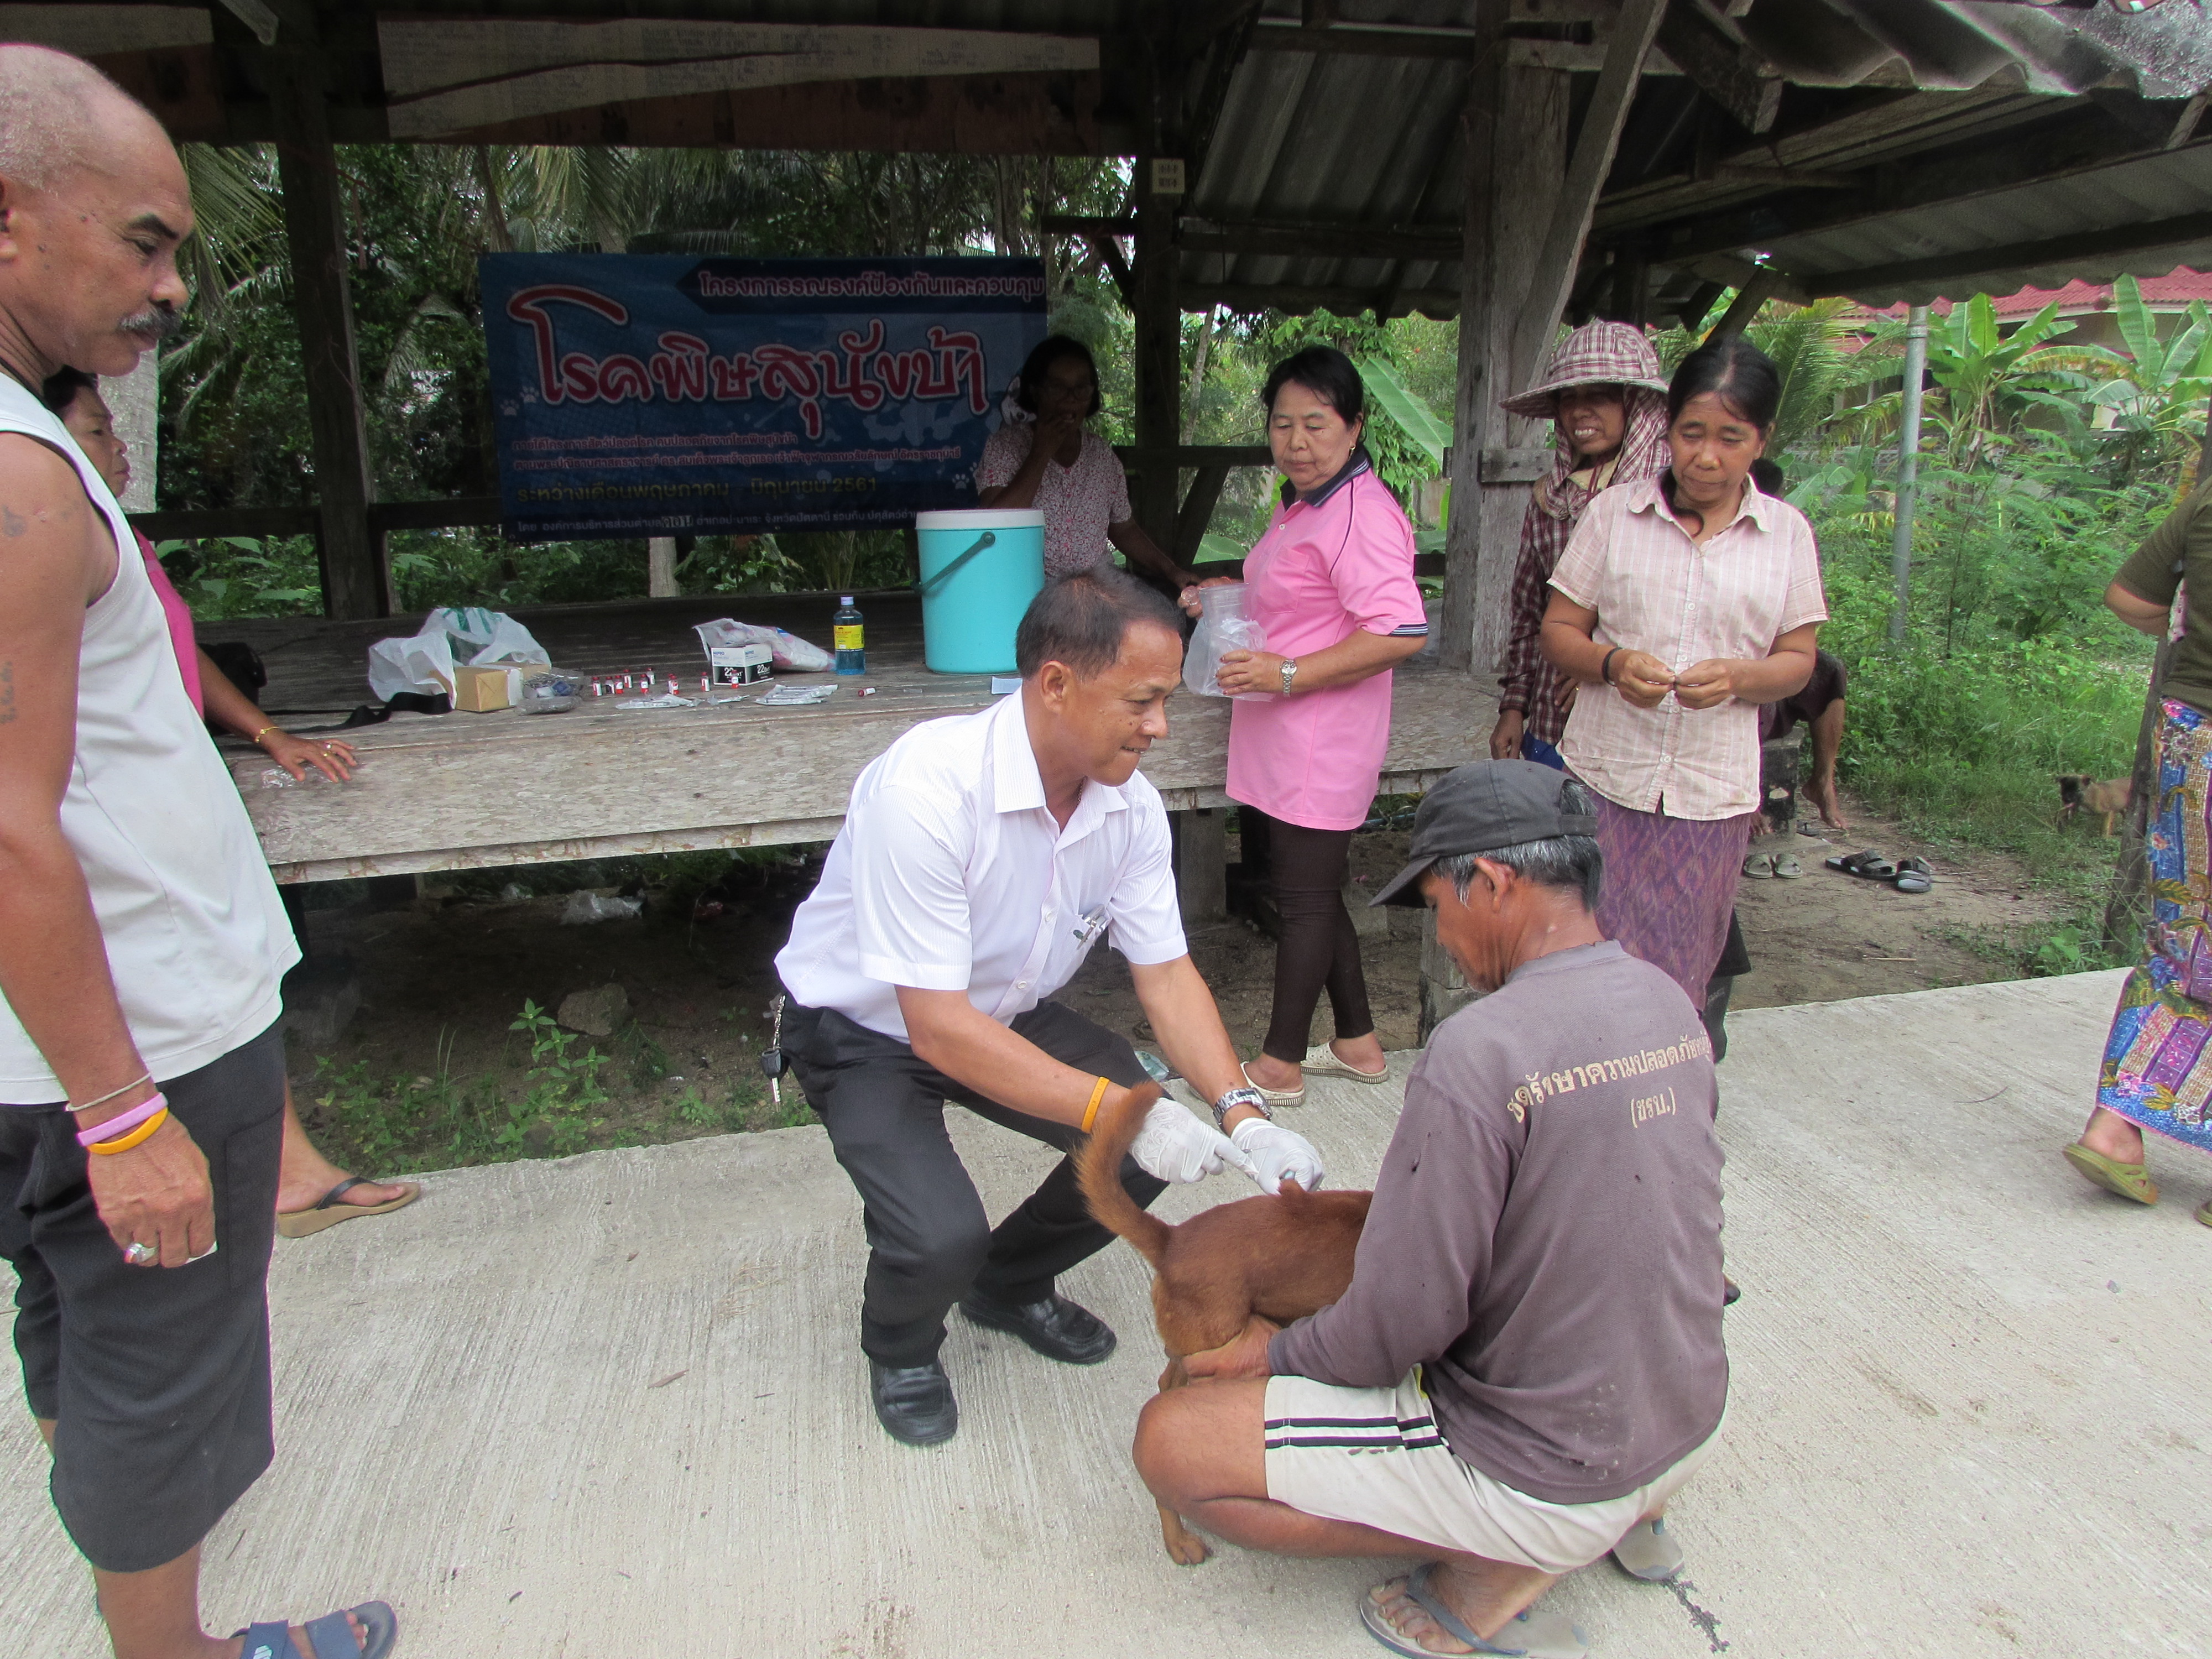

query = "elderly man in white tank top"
[0, 46, 394, 1659]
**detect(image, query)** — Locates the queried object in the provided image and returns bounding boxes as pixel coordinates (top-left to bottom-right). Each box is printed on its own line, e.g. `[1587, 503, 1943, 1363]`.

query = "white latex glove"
[1131, 1097, 1256, 1185]
[1230, 1117, 1326, 1194]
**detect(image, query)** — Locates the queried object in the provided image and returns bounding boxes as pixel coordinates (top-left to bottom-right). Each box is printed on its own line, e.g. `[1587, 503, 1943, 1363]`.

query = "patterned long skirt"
[1590, 795, 1757, 1013]
[2096, 698, 2212, 1155]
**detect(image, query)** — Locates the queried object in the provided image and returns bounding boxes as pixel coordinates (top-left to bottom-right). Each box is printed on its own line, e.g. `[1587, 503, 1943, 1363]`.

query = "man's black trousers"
[779, 996, 1166, 1367]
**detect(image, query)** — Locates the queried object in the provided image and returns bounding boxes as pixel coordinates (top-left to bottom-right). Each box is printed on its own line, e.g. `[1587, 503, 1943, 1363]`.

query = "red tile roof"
[1843, 267, 2212, 324]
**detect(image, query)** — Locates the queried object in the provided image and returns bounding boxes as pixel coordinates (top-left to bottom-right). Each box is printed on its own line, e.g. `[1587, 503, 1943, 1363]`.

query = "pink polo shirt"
[1225, 457, 1429, 831]
[136, 528, 203, 716]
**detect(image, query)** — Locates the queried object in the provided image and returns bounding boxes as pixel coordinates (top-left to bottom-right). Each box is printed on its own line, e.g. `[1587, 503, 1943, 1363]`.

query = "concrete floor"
[7, 968, 2210, 1657]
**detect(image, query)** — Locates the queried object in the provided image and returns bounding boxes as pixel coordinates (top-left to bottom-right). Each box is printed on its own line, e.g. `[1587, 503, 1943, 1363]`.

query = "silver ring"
[123, 1241, 156, 1266]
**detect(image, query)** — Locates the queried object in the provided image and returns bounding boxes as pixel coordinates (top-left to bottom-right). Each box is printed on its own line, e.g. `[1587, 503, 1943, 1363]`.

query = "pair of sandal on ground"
[1361, 1518, 1685, 1658]
[2063, 1142, 2212, 1228]
[1823, 849, 1934, 894]
[1741, 850, 1804, 880]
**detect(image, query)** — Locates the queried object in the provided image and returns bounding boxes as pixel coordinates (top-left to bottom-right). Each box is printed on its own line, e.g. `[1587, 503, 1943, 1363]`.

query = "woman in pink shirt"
[1540, 336, 1827, 1013]
[1182, 348, 1429, 1104]
[45, 369, 418, 1237]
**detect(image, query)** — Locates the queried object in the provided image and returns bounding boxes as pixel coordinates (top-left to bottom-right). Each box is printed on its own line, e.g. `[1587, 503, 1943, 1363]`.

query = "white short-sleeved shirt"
[1548, 473, 1828, 820]
[775, 688, 1188, 1040]
[975, 422, 1133, 577]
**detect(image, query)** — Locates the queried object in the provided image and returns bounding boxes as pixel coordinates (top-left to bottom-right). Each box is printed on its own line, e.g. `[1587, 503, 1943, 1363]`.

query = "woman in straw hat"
[1490, 320, 1672, 769]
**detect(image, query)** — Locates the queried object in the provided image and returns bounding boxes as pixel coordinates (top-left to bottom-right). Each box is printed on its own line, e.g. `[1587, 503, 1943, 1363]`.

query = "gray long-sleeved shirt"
[1269, 940, 1727, 1505]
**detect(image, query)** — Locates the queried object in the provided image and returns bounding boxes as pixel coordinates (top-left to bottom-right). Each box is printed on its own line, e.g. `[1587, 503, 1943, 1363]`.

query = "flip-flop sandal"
[2197, 1198, 2211, 1229]
[1741, 853, 1774, 879]
[1893, 857, 1933, 894]
[276, 1177, 422, 1239]
[2063, 1142, 2158, 1206]
[1301, 1042, 1390, 1083]
[1770, 853, 1803, 879]
[1240, 1062, 1305, 1109]
[237, 1603, 397, 1659]
[1825, 849, 1895, 880]
[1361, 1565, 1588, 1658]
[1611, 1516, 1685, 1582]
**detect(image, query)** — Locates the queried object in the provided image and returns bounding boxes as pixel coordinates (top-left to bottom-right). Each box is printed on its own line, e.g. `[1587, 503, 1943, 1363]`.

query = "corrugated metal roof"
[1179, 0, 2212, 316]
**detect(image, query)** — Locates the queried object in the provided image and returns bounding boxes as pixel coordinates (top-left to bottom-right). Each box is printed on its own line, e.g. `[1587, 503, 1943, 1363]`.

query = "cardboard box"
[451, 661, 548, 712]
[710, 642, 774, 687]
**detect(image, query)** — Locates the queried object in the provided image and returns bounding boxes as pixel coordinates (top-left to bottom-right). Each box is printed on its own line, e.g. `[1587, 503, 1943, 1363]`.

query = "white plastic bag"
[1183, 584, 1269, 700]
[367, 607, 550, 701]
[561, 892, 644, 925]
[693, 618, 833, 674]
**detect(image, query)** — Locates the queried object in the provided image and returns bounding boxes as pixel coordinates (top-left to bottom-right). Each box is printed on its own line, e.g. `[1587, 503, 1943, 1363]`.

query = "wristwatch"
[1213, 1085, 1272, 1132]
[1279, 657, 1300, 696]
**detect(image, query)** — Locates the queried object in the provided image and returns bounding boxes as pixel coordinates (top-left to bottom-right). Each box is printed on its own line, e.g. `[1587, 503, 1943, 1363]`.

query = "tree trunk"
[1181, 306, 1217, 444]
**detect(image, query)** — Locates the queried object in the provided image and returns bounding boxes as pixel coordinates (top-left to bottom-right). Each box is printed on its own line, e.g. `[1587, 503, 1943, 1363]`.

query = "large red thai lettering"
[756, 345, 826, 437]
[507, 285, 628, 406]
[650, 332, 712, 402]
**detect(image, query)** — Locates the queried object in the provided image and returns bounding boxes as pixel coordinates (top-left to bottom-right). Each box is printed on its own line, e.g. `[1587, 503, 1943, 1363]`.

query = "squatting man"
[773, 567, 1326, 1445]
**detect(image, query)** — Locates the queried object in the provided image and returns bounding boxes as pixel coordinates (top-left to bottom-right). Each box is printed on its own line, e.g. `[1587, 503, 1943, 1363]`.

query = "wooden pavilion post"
[267, 32, 388, 619]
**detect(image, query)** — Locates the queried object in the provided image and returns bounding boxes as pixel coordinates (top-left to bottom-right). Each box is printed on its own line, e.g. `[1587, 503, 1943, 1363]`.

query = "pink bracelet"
[76, 1093, 168, 1147]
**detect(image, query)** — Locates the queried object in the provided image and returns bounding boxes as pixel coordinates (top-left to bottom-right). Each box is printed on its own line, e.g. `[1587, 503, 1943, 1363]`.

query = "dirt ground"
[284, 789, 2077, 1172]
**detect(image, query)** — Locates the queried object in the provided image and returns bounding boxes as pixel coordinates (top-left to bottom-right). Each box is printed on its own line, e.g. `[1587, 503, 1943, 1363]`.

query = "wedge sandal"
[1300, 1042, 1390, 1084]
[2063, 1142, 2158, 1206]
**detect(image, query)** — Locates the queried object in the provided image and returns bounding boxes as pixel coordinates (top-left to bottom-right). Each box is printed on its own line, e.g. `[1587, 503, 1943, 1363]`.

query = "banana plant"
[1357, 354, 1451, 471]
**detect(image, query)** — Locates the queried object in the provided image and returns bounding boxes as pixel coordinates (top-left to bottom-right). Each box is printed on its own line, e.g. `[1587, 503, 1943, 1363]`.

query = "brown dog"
[1077, 1081, 1370, 1565]
[2057, 774, 2132, 836]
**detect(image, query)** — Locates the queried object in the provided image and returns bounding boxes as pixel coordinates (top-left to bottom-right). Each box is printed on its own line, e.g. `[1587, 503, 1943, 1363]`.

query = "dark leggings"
[1243, 807, 1376, 1062]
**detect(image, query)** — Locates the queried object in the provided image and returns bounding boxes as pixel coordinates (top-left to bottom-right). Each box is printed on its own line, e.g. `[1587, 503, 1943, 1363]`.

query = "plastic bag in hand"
[1183, 584, 1270, 700]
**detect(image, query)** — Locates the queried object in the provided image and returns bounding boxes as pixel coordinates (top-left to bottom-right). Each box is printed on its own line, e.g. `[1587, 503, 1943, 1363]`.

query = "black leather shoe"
[959, 1291, 1117, 1365]
[869, 1359, 957, 1446]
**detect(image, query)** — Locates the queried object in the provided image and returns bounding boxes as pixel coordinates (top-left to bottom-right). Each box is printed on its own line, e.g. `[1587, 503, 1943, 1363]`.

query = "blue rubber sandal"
[1360, 1564, 1588, 1658]
[236, 1602, 397, 1659]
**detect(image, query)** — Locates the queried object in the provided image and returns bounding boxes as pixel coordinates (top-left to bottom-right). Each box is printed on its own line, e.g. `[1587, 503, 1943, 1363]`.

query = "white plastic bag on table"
[1183, 583, 1270, 700]
[693, 618, 832, 674]
[366, 607, 550, 701]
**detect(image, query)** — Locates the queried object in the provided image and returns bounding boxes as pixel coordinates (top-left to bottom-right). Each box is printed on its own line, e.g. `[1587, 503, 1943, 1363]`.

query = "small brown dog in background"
[1077, 1081, 1370, 1566]
[2057, 774, 2132, 836]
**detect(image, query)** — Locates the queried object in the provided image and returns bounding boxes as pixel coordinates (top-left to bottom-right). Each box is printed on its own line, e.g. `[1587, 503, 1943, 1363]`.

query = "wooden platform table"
[207, 592, 1493, 887]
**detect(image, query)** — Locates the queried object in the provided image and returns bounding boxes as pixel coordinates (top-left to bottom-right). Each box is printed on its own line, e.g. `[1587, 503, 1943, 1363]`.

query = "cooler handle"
[917, 530, 996, 597]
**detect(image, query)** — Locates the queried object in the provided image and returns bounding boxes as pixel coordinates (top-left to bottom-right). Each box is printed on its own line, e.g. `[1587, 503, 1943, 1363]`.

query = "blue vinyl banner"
[478, 254, 1047, 540]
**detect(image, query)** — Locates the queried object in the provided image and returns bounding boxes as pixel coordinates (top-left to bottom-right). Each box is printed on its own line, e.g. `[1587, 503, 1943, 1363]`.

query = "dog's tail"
[1076, 1080, 1172, 1270]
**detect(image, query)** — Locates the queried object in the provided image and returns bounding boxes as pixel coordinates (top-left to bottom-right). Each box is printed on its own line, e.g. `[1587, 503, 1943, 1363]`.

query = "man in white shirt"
[0, 46, 393, 1659]
[777, 567, 1324, 1444]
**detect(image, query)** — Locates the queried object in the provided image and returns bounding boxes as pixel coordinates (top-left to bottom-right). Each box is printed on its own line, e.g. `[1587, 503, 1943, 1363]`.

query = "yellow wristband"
[87, 1106, 167, 1154]
[1079, 1076, 1110, 1135]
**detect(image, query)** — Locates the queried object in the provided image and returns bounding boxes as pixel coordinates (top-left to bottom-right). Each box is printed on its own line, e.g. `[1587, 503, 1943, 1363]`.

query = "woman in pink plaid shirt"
[1538, 336, 1827, 1013]
[1490, 321, 1671, 770]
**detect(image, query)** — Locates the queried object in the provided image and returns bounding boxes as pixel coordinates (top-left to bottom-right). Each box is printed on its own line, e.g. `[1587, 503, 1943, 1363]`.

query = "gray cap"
[1369, 761, 1599, 907]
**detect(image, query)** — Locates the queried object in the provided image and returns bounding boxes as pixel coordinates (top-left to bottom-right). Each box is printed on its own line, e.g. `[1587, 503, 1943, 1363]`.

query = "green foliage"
[503, 998, 611, 1156]
[1358, 355, 1451, 471]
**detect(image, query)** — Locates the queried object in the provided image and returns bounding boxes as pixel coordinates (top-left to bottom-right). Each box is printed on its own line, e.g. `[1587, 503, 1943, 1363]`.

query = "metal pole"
[1888, 304, 1929, 644]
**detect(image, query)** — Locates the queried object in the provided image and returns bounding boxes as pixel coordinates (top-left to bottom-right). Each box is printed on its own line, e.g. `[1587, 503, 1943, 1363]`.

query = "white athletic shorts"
[1263, 1369, 1723, 1574]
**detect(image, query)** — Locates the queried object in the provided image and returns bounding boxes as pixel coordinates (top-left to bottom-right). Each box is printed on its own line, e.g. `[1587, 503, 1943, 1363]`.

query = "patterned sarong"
[1590, 795, 1756, 1013]
[2097, 698, 2212, 1153]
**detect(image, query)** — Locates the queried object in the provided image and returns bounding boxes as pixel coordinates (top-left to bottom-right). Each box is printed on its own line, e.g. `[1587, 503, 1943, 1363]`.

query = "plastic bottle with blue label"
[833, 594, 865, 675]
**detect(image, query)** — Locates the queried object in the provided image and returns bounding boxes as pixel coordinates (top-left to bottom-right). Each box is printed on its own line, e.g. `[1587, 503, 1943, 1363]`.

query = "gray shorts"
[1, 1022, 284, 1572]
[1265, 1369, 1723, 1574]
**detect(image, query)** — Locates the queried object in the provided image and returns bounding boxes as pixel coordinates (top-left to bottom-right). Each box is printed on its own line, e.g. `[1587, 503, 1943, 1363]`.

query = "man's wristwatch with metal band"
[1213, 1085, 1272, 1131]
[1279, 656, 1300, 696]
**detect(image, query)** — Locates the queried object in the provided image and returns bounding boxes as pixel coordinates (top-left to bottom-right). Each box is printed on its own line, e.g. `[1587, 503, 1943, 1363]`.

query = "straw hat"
[1499, 320, 1669, 418]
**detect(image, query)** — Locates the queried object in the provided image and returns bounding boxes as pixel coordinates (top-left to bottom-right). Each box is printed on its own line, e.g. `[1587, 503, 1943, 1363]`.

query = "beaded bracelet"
[75, 1091, 167, 1149]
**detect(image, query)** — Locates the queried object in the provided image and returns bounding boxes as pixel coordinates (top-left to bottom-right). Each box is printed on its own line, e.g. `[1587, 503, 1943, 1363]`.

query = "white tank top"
[0, 374, 295, 1100]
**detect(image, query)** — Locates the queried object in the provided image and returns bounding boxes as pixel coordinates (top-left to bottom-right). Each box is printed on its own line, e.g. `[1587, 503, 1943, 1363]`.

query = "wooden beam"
[1441, 7, 1506, 675]
[1131, 155, 1183, 549]
[1180, 281, 1462, 316]
[1114, 445, 1273, 468]
[1804, 211, 2212, 298]
[1178, 225, 1460, 260]
[1042, 214, 1136, 234]
[1670, 251, 1812, 304]
[1088, 232, 1135, 308]
[1654, 0, 1780, 135]
[265, 31, 387, 619]
[1510, 0, 1667, 387]
[1174, 464, 1232, 563]
[1703, 268, 1781, 339]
